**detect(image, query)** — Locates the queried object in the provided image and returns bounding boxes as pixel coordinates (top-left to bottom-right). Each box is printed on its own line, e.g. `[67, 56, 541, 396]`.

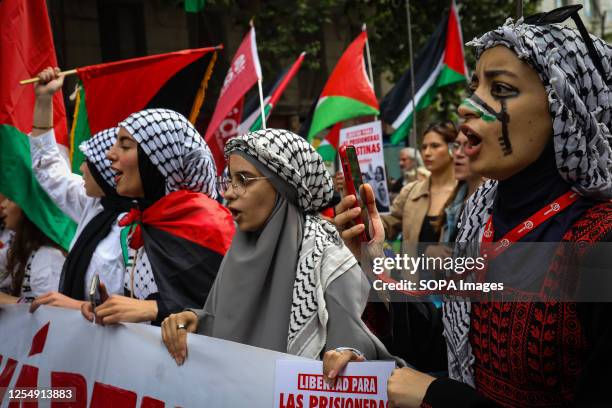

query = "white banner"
[0, 305, 306, 407]
[274, 360, 394, 408]
[339, 121, 390, 213]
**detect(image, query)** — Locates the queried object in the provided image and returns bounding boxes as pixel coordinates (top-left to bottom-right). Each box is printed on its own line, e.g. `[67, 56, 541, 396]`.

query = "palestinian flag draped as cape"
[119, 190, 235, 323]
[70, 47, 220, 173]
[0, 0, 76, 250]
[307, 31, 379, 161]
[381, 0, 467, 145]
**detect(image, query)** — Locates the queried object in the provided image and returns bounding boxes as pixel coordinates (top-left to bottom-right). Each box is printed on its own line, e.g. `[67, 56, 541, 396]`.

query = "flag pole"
[516, 0, 523, 19]
[19, 45, 225, 85]
[257, 78, 267, 129]
[250, 18, 267, 130]
[20, 69, 77, 85]
[405, 0, 418, 148]
[362, 24, 375, 92]
[362, 23, 378, 121]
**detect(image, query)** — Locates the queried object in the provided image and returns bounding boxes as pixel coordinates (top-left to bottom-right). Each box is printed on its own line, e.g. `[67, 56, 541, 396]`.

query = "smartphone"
[89, 274, 100, 311]
[338, 145, 371, 242]
[88, 274, 108, 310]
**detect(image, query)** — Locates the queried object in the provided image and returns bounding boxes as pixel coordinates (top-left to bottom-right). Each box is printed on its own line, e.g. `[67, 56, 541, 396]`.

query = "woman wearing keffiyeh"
[82, 108, 235, 326]
[160, 129, 396, 365]
[329, 9, 612, 408]
[25, 68, 134, 312]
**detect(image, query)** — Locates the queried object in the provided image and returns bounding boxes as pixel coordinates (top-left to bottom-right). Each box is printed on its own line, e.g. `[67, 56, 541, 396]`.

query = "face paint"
[460, 97, 497, 123]
[498, 99, 512, 156]
[461, 93, 513, 155]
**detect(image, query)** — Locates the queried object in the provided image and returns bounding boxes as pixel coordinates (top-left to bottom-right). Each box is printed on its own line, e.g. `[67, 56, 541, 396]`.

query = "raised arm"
[29, 67, 90, 221]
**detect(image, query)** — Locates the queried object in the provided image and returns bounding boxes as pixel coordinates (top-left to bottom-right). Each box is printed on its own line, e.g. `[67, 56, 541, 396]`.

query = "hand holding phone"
[338, 145, 371, 242]
[88, 274, 109, 322]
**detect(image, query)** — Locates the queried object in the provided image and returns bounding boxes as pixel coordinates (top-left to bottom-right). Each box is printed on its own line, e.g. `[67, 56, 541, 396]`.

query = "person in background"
[82, 108, 235, 326]
[416, 166, 431, 182]
[390, 147, 422, 195]
[0, 193, 14, 293]
[0, 199, 65, 304]
[427, 131, 486, 259]
[438, 131, 485, 242]
[160, 129, 396, 366]
[382, 122, 457, 253]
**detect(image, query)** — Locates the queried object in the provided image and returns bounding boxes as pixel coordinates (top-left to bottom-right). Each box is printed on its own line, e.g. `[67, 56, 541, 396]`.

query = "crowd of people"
[1, 10, 612, 407]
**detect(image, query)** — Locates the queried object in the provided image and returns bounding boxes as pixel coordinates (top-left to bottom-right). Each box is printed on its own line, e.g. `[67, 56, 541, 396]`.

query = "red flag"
[0, 0, 68, 147]
[205, 26, 262, 174]
[212, 97, 245, 150]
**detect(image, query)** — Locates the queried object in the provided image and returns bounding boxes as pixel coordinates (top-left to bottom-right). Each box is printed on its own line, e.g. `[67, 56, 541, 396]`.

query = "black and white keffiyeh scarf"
[445, 19, 612, 386]
[118, 108, 218, 199]
[224, 129, 357, 358]
[79, 127, 119, 193]
[114, 109, 233, 325]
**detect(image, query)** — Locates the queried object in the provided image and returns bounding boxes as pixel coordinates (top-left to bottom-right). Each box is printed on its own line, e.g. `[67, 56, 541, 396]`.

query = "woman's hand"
[81, 281, 109, 323]
[34, 67, 64, 99]
[0, 292, 19, 305]
[387, 367, 435, 408]
[32, 67, 64, 136]
[29, 292, 85, 312]
[333, 171, 345, 194]
[161, 311, 199, 366]
[92, 295, 158, 324]
[322, 348, 365, 387]
[333, 183, 385, 262]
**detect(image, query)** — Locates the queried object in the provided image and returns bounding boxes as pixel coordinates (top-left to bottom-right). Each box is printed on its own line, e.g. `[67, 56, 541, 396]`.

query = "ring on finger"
[177, 323, 186, 330]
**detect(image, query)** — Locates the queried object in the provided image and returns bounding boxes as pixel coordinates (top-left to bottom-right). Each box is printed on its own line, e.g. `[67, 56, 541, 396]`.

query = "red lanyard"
[481, 190, 578, 261]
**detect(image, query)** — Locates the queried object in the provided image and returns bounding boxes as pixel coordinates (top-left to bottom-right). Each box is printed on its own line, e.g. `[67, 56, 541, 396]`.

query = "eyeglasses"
[524, 4, 609, 86]
[451, 141, 469, 152]
[216, 173, 268, 197]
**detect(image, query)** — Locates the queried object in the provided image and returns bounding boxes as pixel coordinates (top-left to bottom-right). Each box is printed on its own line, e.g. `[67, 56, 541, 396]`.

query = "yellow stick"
[188, 51, 219, 125]
[19, 69, 78, 85]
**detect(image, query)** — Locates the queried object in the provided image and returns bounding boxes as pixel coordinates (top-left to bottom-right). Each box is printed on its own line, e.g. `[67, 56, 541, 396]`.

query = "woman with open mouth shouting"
[160, 129, 397, 366]
[328, 6, 612, 407]
[81, 108, 235, 326]
[26, 67, 134, 313]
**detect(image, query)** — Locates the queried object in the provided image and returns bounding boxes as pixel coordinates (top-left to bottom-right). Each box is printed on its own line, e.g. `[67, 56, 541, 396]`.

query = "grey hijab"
[196, 129, 339, 356]
[198, 150, 303, 352]
[196, 129, 396, 361]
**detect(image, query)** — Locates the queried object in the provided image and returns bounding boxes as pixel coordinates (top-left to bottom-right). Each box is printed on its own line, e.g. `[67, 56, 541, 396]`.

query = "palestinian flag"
[315, 123, 343, 162]
[0, 0, 76, 250]
[306, 30, 379, 161]
[381, 0, 467, 145]
[118, 190, 235, 322]
[239, 52, 305, 133]
[70, 47, 220, 173]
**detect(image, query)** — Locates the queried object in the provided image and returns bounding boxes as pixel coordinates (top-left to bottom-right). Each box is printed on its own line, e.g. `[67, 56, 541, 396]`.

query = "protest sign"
[339, 121, 390, 212]
[274, 360, 395, 408]
[0, 305, 305, 407]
